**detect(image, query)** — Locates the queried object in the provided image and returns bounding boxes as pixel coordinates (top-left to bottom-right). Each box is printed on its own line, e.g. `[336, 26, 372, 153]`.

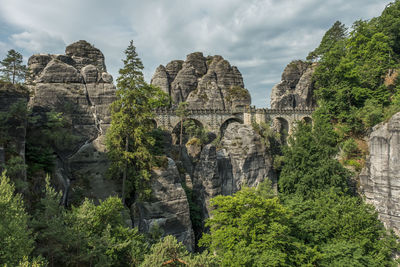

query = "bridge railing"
[154, 107, 314, 116]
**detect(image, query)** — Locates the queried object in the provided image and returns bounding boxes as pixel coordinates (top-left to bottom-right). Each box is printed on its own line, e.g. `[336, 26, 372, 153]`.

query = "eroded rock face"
[132, 158, 195, 250]
[193, 122, 275, 218]
[151, 52, 250, 110]
[270, 60, 316, 109]
[28, 40, 117, 202]
[360, 112, 400, 234]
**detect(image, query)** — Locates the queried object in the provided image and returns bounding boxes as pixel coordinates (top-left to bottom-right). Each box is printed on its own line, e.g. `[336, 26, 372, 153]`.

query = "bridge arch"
[220, 117, 243, 137]
[274, 117, 289, 144]
[172, 118, 205, 145]
[302, 116, 312, 125]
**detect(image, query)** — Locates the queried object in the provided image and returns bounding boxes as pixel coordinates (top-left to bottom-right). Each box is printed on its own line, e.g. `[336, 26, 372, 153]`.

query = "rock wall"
[270, 60, 316, 109]
[193, 122, 275, 218]
[132, 158, 195, 251]
[360, 112, 400, 234]
[151, 53, 251, 110]
[28, 40, 118, 202]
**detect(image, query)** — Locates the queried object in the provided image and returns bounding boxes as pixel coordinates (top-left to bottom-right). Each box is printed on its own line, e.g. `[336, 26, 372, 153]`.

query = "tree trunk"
[122, 136, 129, 204]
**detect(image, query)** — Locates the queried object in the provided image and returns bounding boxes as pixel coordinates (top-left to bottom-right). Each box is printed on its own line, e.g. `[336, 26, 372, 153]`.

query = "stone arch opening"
[302, 116, 312, 125]
[220, 117, 243, 138]
[172, 118, 205, 145]
[274, 117, 289, 144]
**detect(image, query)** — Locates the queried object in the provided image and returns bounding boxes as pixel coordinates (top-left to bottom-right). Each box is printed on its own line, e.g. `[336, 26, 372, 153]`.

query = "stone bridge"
[154, 106, 314, 136]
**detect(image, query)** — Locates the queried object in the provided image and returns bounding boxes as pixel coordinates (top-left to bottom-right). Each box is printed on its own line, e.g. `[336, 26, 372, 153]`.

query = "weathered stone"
[193, 123, 275, 218]
[271, 60, 316, 109]
[37, 59, 83, 83]
[132, 158, 195, 250]
[151, 65, 170, 95]
[65, 40, 106, 72]
[27, 54, 52, 78]
[81, 64, 99, 83]
[360, 112, 400, 235]
[151, 53, 250, 110]
[28, 41, 116, 202]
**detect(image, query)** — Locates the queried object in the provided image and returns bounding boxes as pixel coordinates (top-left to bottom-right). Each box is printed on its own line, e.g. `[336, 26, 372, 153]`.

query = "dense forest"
[2, 1, 400, 266]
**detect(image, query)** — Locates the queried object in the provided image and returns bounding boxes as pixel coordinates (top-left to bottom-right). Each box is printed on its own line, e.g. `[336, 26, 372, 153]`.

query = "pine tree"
[106, 41, 168, 203]
[0, 49, 27, 84]
[0, 172, 34, 265]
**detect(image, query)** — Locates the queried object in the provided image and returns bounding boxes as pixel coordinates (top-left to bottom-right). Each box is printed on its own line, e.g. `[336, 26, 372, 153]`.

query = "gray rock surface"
[360, 112, 400, 235]
[270, 60, 316, 109]
[28, 41, 117, 202]
[151, 52, 250, 110]
[132, 158, 195, 250]
[193, 122, 275, 218]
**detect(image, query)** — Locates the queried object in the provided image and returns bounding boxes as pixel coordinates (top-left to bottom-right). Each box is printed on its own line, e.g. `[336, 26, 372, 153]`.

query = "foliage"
[106, 40, 169, 202]
[311, 3, 400, 134]
[199, 186, 316, 266]
[284, 191, 399, 266]
[141, 235, 218, 267]
[0, 172, 34, 266]
[307, 21, 347, 61]
[32, 178, 148, 266]
[26, 111, 79, 176]
[0, 49, 27, 84]
[278, 112, 352, 198]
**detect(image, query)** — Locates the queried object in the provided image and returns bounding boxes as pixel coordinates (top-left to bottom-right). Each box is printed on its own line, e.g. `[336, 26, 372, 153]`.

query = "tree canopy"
[0, 49, 27, 84]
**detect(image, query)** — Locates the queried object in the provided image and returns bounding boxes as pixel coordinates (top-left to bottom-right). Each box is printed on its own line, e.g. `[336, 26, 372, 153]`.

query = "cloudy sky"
[0, 0, 389, 107]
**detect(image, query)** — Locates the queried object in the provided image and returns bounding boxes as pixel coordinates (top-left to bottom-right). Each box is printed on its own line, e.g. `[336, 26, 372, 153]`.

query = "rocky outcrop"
[27, 40, 117, 202]
[151, 53, 250, 110]
[360, 112, 400, 235]
[193, 122, 275, 218]
[132, 158, 195, 250]
[270, 60, 316, 109]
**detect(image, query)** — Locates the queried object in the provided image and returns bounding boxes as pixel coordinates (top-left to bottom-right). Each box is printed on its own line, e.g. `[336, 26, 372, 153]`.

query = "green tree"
[284, 191, 399, 266]
[278, 111, 351, 198]
[141, 235, 218, 267]
[0, 172, 34, 266]
[0, 49, 27, 84]
[199, 186, 316, 266]
[307, 21, 347, 61]
[32, 178, 148, 266]
[106, 40, 168, 203]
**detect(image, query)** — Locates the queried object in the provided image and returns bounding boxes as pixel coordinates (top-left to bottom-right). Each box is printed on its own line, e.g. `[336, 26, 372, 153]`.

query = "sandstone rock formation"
[151, 53, 251, 110]
[132, 158, 195, 250]
[360, 112, 400, 235]
[270, 60, 316, 109]
[193, 122, 275, 218]
[27, 40, 117, 202]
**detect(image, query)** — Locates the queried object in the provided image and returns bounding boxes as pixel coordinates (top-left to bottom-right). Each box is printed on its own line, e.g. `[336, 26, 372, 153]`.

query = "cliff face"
[270, 60, 316, 109]
[360, 112, 400, 234]
[28, 40, 117, 201]
[193, 123, 275, 218]
[151, 53, 251, 110]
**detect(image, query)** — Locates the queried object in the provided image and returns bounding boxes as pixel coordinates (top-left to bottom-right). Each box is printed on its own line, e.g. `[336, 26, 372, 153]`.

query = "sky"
[0, 0, 390, 107]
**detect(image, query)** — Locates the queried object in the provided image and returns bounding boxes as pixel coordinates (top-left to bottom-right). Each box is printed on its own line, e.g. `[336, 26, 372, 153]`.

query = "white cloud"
[0, 0, 390, 107]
